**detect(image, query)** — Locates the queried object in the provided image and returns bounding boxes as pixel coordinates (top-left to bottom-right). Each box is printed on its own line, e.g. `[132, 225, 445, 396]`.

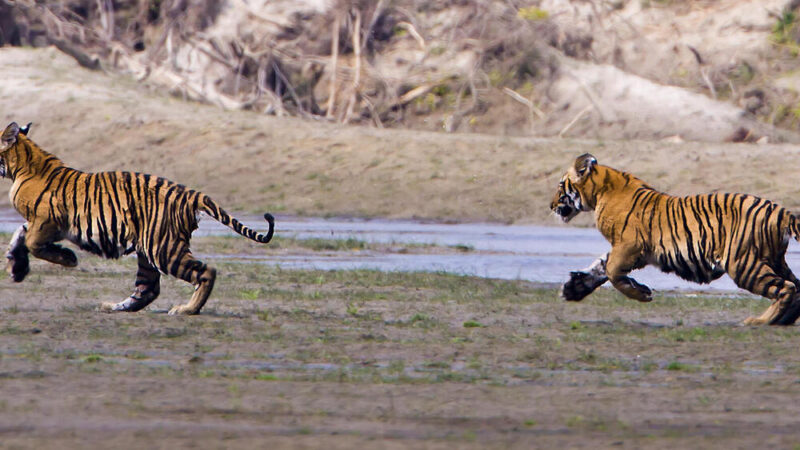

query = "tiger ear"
[18, 122, 32, 136]
[1, 123, 20, 150]
[574, 153, 597, 178]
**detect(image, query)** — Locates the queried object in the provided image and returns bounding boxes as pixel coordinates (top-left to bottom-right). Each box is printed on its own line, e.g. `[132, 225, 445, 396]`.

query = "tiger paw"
[168, 304, 199, 315]
[630, 279, 653, 302]
[743, 316, 767, 326]
[59, 248, 78, 267]
[100, 300, 130, 312]
[562, 271, 608, 301]
[100, 302, 119, 312]
[5, 251, 29, 283]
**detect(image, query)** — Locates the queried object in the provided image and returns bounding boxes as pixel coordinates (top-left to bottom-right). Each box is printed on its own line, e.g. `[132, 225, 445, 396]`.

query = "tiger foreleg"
[606, 247, 653, 302]
[25, 226, 77, 268]
[28, 243, 77, 267]
[562, 253, 609, 301]
[5, 224, 29, 282]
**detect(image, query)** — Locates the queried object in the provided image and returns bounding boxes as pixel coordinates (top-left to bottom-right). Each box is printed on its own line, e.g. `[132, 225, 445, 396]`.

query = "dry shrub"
[1, 0, 566, 131]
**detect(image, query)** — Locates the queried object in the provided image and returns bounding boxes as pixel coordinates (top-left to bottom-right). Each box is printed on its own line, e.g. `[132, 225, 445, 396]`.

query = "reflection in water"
[0, 210, 795, 293]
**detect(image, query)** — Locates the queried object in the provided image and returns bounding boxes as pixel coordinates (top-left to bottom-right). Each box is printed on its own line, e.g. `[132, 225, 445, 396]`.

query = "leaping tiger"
[0, 122, 275, 315]
[551, 153, 800, 326]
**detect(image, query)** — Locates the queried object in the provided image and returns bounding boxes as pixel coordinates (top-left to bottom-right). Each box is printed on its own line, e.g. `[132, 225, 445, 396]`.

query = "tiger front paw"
[630, 279, 653, 302]
[59, 247, 78, 267]
[562, 271, 608, 301]
[5, 249, 29, 283]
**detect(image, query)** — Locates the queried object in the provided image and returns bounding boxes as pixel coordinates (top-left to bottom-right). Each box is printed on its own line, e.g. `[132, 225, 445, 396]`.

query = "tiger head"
[0, 122, 35, 179]
[550, 153, 598, 223]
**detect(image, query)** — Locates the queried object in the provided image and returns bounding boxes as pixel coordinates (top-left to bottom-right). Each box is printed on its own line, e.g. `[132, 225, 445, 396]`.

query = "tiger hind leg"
[771, 261, 800, 326]
[167, 252, 217, 315]
[733, 262, 798, 326]
[101, 253, 161, 313]
[5, 224, 29, 282]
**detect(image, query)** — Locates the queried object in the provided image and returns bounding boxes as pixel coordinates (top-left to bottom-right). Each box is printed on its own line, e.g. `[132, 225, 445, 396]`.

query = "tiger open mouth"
[554, 203, 579, 223]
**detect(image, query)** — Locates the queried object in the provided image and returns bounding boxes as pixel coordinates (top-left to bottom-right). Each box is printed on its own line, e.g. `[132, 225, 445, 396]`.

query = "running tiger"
[551, 153, 800, 326]
[0, 122, 274, 315]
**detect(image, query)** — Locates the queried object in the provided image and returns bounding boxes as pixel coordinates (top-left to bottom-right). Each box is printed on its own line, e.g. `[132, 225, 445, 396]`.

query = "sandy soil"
[1, 252, 800, 448]
[3, 46, 800, 226]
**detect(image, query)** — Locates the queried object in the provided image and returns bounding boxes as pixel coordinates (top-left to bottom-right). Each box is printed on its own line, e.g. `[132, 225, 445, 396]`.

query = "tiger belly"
[653, 250, 725, 284]
[67, 219, 135, 259]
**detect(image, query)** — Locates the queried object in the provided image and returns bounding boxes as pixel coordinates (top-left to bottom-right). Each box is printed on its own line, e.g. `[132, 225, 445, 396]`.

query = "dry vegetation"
[1, 0, 561, 130]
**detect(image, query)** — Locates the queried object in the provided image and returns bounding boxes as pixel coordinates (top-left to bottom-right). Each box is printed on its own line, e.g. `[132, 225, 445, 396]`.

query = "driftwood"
[51, 37, 101, 70]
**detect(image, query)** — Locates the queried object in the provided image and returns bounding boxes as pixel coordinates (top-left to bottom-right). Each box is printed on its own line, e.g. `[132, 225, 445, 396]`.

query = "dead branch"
[558, 105, 592, 138]
[362, 95, 384, 128]
[342, 9, 362, 124]
[396, 84, 433, 106]
[700, 68, 717, 100]
[272, 61, 309, 117]
[362, 0, 386, 52]
[503, 87, 545, 119]
[326, 13, 341, 119]
[397, 22, 425, 50]
[95, 0, 114, 41]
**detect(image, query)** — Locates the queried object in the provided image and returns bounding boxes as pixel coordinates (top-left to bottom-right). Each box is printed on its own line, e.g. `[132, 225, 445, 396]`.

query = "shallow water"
[1, 210, 797, 293]
[196, 215, 800, 293]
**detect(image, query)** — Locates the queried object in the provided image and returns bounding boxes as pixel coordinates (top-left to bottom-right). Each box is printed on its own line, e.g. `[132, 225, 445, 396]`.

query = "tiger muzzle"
[555, 204, 573, 218]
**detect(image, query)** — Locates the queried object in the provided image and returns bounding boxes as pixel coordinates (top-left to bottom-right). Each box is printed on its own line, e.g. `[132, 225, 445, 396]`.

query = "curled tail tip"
[262, 212, 276, 243]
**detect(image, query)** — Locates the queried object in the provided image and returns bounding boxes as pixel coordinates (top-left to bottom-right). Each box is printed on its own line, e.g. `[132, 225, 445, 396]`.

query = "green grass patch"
[517, 7, 549, 21]
[666, 361, 699, 372]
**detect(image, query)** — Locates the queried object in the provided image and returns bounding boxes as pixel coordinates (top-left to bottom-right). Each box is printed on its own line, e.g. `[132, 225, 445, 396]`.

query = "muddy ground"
[0, 238, 798, 448]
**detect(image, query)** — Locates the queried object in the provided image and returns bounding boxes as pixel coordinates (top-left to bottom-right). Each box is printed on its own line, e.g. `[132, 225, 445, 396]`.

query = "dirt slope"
[3, 46, 800, 224]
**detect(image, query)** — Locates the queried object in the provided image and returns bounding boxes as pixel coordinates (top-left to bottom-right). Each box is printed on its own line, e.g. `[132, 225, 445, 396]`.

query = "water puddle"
[195, 215, 800, 293]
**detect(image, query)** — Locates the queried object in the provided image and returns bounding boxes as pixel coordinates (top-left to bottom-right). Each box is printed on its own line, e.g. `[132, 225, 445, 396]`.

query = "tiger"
[550, 153, 800, 326]
[0, 122, 275, 315]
